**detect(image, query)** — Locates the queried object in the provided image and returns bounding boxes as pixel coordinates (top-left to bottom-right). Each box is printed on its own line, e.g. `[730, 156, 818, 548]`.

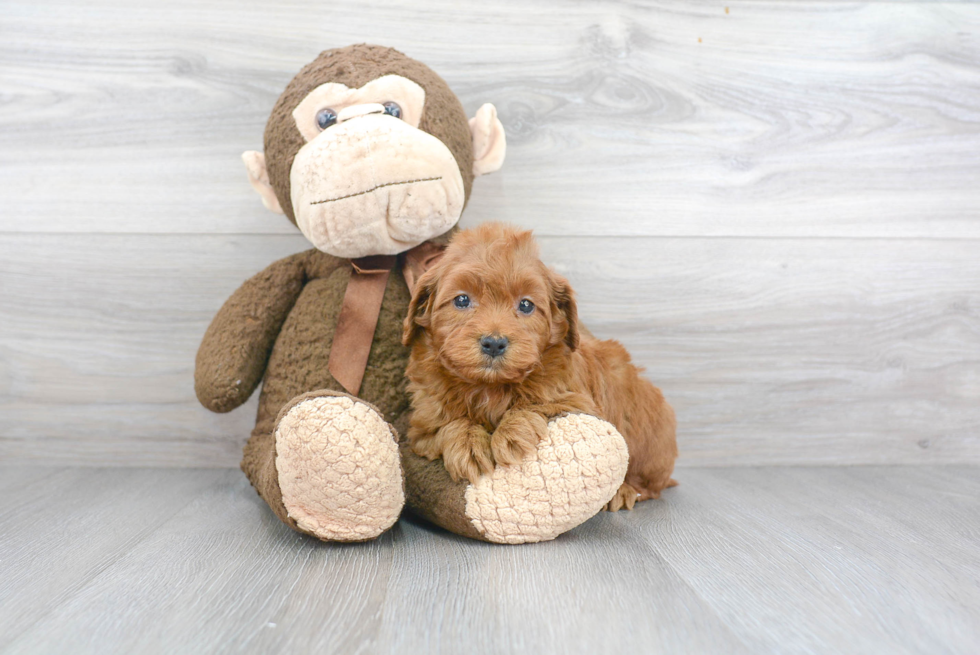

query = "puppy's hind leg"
[604, 482, 640, 511]
[596, 339, 679, 504]
[604, 472, 677, 511]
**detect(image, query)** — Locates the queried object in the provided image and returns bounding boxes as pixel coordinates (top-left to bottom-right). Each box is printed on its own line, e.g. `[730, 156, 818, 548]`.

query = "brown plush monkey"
[195, 45, 630, 544]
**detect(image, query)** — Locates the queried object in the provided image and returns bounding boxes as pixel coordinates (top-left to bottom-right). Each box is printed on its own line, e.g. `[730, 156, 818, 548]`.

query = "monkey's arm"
[195, 251, 311, 413]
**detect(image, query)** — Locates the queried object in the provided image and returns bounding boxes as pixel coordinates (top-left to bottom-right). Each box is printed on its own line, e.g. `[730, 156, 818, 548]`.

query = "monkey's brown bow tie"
[327, 241, 445, 396]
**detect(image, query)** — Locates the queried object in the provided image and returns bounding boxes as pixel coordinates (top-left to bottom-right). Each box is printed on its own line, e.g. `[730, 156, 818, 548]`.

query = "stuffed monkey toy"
[195, 45, 630, 544]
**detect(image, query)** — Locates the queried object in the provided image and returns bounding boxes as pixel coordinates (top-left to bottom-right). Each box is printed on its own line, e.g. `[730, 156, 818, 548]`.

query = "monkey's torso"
[238, 248, 415, 521]
[254, 249, 412, 436]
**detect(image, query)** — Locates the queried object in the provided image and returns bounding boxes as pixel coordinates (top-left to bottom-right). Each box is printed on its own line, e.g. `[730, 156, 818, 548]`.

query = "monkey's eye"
[382, 102, 402, 119]
[518, 299, 535, 315]
[453, 294, 471, 309]
[315, 108, 338, 130]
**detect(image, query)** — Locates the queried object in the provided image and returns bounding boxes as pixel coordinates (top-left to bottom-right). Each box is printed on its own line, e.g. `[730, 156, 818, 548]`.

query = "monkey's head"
[242, 45, 506, 259]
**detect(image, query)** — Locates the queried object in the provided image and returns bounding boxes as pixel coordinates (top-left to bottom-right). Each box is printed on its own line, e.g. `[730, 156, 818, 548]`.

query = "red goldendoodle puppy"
[402, 223, 677, 510]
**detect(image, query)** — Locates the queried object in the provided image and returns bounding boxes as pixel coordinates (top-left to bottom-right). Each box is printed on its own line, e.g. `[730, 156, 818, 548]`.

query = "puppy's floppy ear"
[548, 271, 580, 351]
[402, 268, 438, 346]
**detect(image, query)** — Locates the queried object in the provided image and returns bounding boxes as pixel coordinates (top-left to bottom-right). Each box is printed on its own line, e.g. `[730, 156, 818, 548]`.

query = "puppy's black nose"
[480, 335, 509, 358]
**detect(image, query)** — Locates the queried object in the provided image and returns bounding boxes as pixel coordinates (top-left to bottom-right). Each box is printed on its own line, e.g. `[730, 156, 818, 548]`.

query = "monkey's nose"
[480, 335, 509, 358]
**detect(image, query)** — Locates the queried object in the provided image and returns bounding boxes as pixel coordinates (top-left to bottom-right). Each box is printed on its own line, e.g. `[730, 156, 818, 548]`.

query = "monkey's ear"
[469, 103, 506, 177]
[242, 151, 284, 214]
[402, 269, 438, 346]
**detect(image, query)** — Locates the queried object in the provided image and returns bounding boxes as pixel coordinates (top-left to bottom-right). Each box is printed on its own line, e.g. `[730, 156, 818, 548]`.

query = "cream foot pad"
[276, 395, 404, 541]
[464, 414, 629, 544]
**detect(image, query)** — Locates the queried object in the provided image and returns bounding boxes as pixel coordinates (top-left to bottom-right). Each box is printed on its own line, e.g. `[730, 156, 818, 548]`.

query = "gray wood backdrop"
[2, 0, 978, 468]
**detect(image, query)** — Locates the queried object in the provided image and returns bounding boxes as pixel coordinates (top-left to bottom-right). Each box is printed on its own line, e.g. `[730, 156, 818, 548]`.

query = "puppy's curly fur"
[402, 223, 678, 510]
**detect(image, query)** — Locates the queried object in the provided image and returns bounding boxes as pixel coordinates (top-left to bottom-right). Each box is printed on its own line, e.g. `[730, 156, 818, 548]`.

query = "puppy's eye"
[316, 108, 338, 130]
[453, 294, 471, 309]
[518, 299, 535, 315]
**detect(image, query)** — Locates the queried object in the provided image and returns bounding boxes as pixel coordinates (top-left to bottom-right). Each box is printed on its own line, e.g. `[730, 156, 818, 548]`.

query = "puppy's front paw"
[439, 421, 494, 484]
[604, 482, 640, 511]
[491, 410, 548, 467]
[407, 425, 444, 461]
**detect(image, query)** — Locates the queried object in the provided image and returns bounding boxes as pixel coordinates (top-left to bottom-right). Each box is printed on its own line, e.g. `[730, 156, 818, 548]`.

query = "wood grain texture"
[1, 465, 977, 654]
[2, 234, 977, 466]
[0, 468, 227, 649]
[640, 466, 980, 654]
[0, 0, 979, 237]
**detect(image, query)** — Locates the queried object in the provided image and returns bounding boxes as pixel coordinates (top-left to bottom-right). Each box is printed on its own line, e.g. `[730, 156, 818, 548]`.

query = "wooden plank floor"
[1, 466, 977, 655]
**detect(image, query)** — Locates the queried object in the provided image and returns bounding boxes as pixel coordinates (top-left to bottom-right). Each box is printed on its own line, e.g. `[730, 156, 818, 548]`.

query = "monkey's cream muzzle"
[290, 113, 464, 259]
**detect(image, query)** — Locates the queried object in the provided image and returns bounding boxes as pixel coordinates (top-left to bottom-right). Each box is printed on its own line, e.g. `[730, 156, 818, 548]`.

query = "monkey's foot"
[463, 414, 628, 544]
[274, 391, 404, 542]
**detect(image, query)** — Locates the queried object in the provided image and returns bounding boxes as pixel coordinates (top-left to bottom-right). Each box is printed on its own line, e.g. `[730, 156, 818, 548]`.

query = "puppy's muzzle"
[479, 335, 509, 359]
